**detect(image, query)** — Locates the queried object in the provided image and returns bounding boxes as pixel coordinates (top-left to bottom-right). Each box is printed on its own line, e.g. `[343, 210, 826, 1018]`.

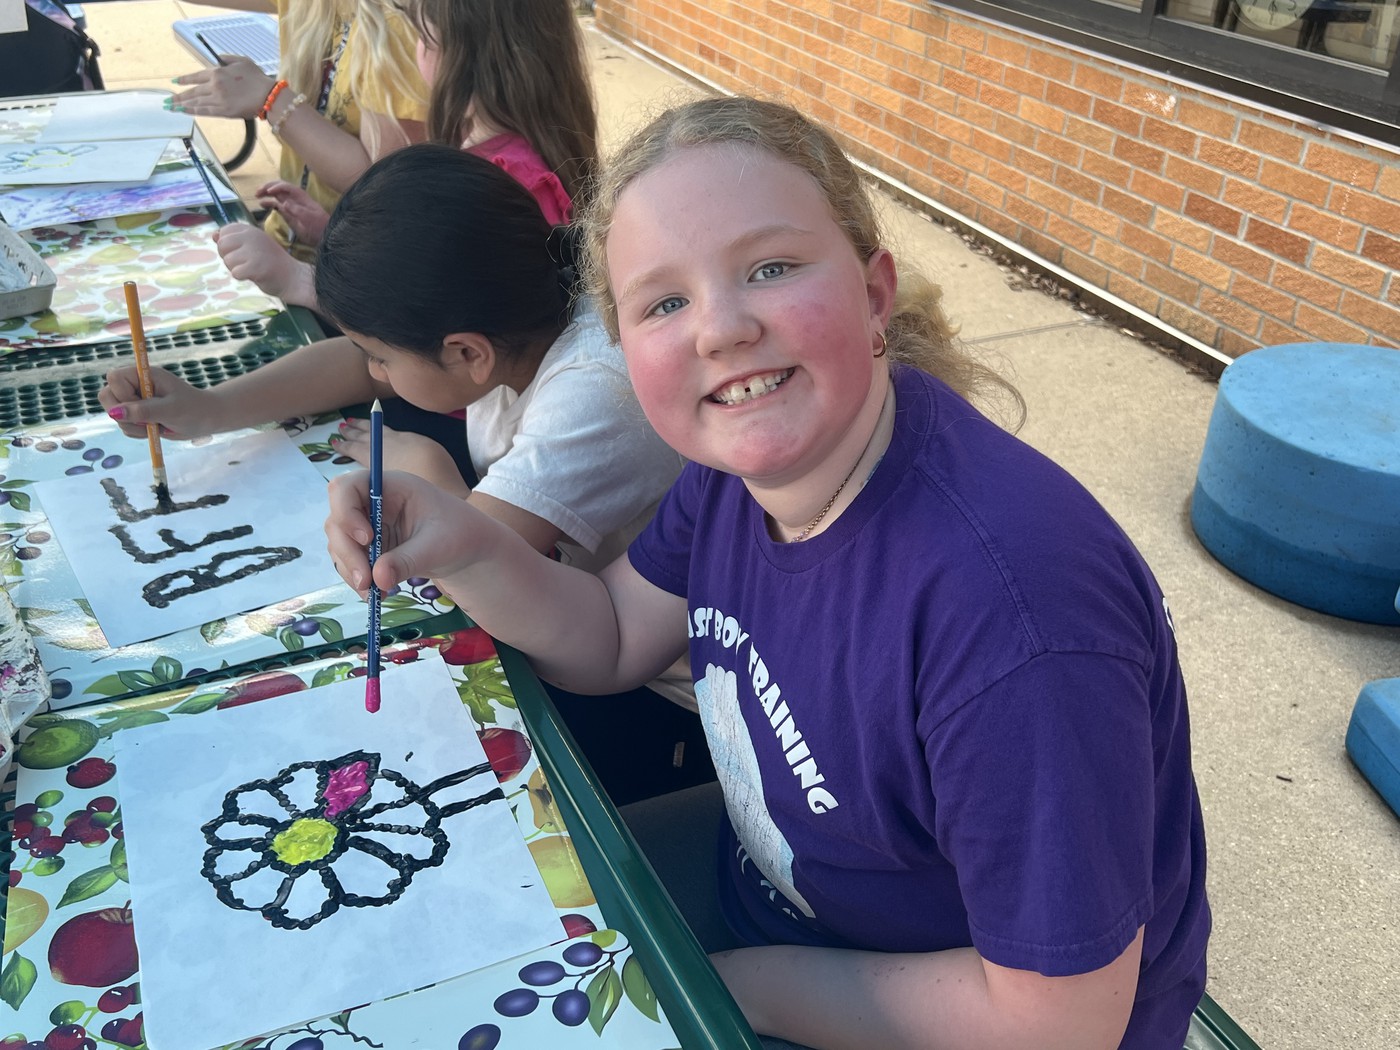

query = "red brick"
[930, 157, 968, 189]
[964, 52, 1004, 82]
[1003, 67, 1048, 100]
[1092, 99, 1143, 136]
[1361, 230, 1400, 269]
[1272, 262, 1342, 311]
[1310, 244, 1387, 294]
[1332, 188, 1400, 231]
[1229, 274, 1296, 323]
[1082, 149, 1132, 187]
[1012, 146, 1055, 181]
[946, 144, 991, 177]
[1165, 156, 1223, 197]
[1022, 228, 1064, 265]
[1288, 204, 1362, 252]
[1173, 246, 1233, 291]
[1294, 304, 1368, 343]
[1200, 289, 1263, 335]
[1073, 65, 1125, 101]
[1145, 261, 1201, 303]
[1218, 329, 1261, 357]
[1062, 249, 1112, 288]
[1243, 218, 1310, 264]
[947, 21, 986, 51]
[1026, 49, 1073, 81]
[1114, 137, 1167, 173]
[1026, 178, 1073, 214]
[1102, 186, 1154, 226]
[965, 172, 1006, 207]
[1184, 193, 1243, 236]
[1160, 303, 1220, 346]
[1070, 199, 1120, 237]
[943, 69, 978, 98]
[1107, 272, 1160, 314]
[1063, 117, 1114, 153]
[1054, 166, 1101, 203]
[1213, 239, 1275, 282]
[1142, 117, 1197, 157]
[1259, 318, 1302, 347]
[1095, 235, 1146, 278]
[986, 33, 1029, 65]
[1121, 81, 1178, 118]
[985, 157, 1027, 193]
[1221, 179, 1288, 224]
[1131, 170, 1186, 211]
[957, 99, 1000, 133]
[1045, 82, 1093, 117]
[1304, 143, 1381, 190]
[1377, 165, 1400, 202]
[1038, 133, 1083, 167]
[1256, 159, 1330, 207]
[1019, 97, 1066, 133]
[1198, 139, 1260, 180]
[995, 113, 1038, 149]
[970, 128, 1015, 163]
[1046, 213, 1095, 253]
[1238, 120, 1305, 163]
[1120, 223, 1173, 263]
[1005, 194, 1048, 229]
[1177, 99, 1236, 138]
[979, 84, 1019, 114]
[1339, 291, 1400, 337]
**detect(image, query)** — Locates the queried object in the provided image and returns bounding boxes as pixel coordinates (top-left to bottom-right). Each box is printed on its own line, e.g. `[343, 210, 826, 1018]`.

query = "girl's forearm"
[207, 337, 378, 430]
[269, 102, 374, 195]
[710, 943, 1134, 1050]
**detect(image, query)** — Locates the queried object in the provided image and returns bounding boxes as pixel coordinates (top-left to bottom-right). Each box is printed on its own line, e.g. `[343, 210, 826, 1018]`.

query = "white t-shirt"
[466, 300, 681, 573]
[466, 301, 694, 709]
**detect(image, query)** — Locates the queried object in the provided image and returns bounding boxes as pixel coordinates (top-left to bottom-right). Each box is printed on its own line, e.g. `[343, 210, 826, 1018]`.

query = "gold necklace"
[788, 389, 892, 542]
[790, 459, 862, 542]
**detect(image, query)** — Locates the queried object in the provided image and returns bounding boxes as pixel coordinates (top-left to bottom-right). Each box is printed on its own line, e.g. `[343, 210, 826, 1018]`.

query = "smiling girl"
[324, 97, 1211, 1050]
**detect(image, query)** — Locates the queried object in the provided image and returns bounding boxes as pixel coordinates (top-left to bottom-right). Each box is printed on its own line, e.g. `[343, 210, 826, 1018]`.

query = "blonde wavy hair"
[579, 96, 1023, 425]
[281, 0, 427, 151]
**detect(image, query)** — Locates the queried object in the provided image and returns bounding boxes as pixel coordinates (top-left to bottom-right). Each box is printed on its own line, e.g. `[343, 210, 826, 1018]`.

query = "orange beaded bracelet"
[258, 79, 290, 121]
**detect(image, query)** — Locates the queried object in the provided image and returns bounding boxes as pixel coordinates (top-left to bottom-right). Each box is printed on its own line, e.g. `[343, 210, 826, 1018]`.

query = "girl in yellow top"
[168, 0, 428, 261]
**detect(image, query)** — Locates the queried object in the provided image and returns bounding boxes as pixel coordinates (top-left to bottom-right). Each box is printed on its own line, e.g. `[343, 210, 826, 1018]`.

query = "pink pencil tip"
[365, 679, 381, 714]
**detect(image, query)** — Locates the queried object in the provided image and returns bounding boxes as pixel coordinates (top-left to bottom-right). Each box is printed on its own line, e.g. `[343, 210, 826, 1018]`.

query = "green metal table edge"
[497, 643, 764, 1050]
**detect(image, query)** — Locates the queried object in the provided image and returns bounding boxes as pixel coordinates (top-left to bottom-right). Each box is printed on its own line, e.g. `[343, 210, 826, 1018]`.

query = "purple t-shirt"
[629, 366, 1210, 1048]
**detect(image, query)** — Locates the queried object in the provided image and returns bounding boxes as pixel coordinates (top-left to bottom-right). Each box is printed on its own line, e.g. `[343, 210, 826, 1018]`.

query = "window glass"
[1165, 0, 1400, 70]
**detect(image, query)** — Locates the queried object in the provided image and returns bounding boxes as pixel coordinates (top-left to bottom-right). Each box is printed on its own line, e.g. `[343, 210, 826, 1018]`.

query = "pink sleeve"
[472, 134, 574, 225]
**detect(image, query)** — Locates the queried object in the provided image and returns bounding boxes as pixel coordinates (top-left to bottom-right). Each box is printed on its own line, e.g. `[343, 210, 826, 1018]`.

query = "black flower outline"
[200, 749, 500, 930]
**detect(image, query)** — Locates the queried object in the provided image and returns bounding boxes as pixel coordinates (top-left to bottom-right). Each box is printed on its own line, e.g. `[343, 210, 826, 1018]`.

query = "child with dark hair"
[101, 144, 675, 572]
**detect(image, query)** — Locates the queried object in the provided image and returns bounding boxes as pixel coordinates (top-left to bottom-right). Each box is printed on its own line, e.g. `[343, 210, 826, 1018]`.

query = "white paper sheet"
[34, 429, 340, 648]
[114, 653, 561, 1050]
[0, 138, 168, 186]
[0, 0, 26, 35]
[0, 165, 238, 228]
[39, 93, 195, 142]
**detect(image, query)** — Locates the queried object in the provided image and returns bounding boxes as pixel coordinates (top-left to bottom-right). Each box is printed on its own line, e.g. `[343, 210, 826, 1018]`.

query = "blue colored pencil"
[181, 137, 232, 226]
[365, 399, 384, 713]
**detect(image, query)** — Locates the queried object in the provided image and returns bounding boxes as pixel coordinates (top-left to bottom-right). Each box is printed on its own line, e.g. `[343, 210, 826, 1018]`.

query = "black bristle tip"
[153, 482, 174, 512]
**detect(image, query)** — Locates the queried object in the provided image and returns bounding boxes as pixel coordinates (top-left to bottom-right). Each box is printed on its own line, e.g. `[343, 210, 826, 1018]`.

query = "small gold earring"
[873, 330, 887, 358]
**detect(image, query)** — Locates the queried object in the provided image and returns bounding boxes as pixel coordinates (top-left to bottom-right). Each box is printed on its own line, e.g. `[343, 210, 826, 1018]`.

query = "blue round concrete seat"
[1190, 342, 1400, 625]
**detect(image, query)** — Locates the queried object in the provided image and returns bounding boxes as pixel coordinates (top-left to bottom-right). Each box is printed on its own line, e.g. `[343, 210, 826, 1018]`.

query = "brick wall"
[593, 0, 1400, 358]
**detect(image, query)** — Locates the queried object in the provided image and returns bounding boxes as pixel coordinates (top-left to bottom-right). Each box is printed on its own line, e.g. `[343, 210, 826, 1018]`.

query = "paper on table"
[114, 652, 562, 1050]
[33, 429, 339, 648]
[0, 165, 238, 228]
[0, 0, 25, 35]
[0, 138, 168, 186]
[39, 92, 195, 142]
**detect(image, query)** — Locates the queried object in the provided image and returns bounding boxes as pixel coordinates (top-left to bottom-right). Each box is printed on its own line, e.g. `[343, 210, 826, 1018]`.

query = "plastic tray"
[0, 222, 56, 320]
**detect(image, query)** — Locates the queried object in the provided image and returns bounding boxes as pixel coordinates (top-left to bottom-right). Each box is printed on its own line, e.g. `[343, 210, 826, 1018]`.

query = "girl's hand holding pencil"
[99, 365, 222, 441]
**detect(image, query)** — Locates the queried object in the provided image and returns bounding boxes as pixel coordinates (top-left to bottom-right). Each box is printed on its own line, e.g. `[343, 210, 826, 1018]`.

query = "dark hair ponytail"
[315, 143, 573, 359]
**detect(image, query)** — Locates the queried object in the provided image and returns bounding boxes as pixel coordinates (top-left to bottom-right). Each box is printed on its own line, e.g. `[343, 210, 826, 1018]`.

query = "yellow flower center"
[271, 818, 338, 865]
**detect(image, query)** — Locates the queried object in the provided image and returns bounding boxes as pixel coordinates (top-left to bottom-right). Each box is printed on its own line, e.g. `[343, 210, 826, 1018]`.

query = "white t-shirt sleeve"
[470, 309, 683, 557]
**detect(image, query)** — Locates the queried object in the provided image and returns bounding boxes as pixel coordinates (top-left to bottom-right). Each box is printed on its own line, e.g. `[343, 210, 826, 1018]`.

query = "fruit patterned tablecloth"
[0, 97, 279, 355]
[0, 636, 681, 1050]
[0, 207, 281, 354]
[0, 411, 464, 711]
